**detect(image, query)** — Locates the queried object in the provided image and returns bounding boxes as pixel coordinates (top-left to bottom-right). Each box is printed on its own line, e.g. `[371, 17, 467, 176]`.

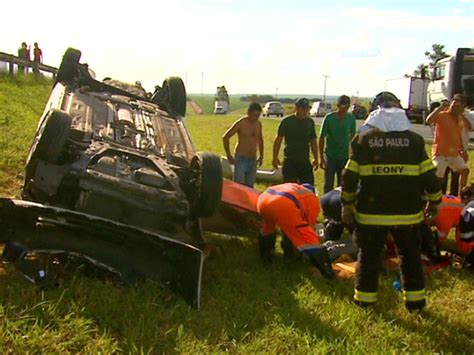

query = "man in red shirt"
[257, 182, 335, 278]
[426, 94, 469, 194]
[33, 42, 43, 63]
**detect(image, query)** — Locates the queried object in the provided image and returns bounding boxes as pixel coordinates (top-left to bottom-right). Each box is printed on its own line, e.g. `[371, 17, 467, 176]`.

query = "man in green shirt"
[319, 95, 356, 193]
[272, 98, 319, 185]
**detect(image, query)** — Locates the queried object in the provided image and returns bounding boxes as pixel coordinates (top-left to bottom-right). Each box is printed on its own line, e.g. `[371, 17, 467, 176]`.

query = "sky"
[1, 0, 474, 98]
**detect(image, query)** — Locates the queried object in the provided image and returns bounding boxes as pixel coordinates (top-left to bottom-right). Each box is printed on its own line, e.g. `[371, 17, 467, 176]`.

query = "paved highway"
[313, 116, 474, 149]
[266, 115, 474, 149]
[311, 116, 435, 142]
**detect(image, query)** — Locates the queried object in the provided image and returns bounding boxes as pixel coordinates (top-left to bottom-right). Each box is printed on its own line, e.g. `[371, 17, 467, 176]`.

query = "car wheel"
[161, 77, 187, 117]
[27, 109, 72, 165]
[57, 48, 81, 83]
[188, 152, 223, 218]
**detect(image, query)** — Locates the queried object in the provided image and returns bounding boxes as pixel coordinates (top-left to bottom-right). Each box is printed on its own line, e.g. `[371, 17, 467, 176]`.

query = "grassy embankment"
[0, 75, 473, 352]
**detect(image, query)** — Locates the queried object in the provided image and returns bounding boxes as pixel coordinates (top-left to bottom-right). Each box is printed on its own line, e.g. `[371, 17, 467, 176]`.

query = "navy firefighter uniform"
[341, 92, 442, 311]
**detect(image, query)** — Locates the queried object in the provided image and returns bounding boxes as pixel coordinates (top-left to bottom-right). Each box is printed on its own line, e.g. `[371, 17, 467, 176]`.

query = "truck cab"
[214, 85, 230, 114]
[427, 48, 474, 111]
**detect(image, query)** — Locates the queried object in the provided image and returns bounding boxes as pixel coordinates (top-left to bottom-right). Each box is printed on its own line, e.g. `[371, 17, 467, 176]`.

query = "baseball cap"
[337, 95, 351, 108]
[295, 98, 310, 108]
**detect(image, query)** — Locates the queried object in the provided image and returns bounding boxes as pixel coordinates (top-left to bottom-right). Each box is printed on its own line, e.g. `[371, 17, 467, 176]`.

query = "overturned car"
[1, 48, 225, 307]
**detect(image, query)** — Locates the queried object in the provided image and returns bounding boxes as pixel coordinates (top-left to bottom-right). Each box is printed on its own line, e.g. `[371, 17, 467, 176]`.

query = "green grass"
[1, 77, 474, 353]
[0, 74, 53, 197]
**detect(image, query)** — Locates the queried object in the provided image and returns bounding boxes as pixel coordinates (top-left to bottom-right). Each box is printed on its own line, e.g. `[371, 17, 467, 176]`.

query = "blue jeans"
[323, 156, 347, 193]
[234, 155, 257, 187]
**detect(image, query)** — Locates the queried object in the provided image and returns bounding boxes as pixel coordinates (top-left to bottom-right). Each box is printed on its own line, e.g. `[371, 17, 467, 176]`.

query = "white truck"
[427, 47, 474, 113]
[384, 76, 429, 124]
[214, 85, 229, 114]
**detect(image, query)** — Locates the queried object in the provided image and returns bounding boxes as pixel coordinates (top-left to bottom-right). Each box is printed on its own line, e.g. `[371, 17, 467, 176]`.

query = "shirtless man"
[222, 102, 263, 187]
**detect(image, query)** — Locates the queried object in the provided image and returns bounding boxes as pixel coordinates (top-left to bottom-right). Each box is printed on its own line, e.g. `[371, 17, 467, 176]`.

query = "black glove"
[309, 247, 335, 279]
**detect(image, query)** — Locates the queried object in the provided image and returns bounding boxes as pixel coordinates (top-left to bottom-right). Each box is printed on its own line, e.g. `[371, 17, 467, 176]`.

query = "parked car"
[310, 101, 332, 117]
[351, 104, 368, 120]
[1, 48, 224, 308]
[262, 101, 284, 117]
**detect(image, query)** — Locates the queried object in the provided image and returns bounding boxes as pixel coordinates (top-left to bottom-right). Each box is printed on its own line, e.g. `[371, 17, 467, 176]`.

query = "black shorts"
[282, 159, 314, 185]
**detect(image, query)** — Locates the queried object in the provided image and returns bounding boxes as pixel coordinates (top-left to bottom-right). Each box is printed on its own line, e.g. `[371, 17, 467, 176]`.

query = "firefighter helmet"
[370, 91, 401, 112]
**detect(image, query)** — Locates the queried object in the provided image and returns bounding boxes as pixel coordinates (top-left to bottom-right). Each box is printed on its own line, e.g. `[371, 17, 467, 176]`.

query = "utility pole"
[201, 72, 204, 96]
[275, 87, 279, 98]
[322, 75, 330, 103]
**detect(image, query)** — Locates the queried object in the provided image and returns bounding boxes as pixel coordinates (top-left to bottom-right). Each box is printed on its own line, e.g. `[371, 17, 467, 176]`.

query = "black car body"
[1, 48, 224, 307]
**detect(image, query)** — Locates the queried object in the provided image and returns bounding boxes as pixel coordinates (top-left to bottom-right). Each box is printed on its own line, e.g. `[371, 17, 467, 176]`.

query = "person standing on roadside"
[426, 94, 470, 196]
[17, 42, 30, 74]
[33, 42, 43, 64]
[319, 95, 356, 193]
[222, 102, 263, 187]
[272, 98, 318, 185]
[441, 111, 471, 196]
[32, 42, 43, 74]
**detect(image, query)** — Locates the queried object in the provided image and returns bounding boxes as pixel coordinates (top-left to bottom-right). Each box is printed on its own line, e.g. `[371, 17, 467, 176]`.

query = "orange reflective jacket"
[257, 183, 321, 254]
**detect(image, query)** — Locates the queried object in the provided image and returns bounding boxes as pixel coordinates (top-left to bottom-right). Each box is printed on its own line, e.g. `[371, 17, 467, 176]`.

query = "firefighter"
[423, 185, 474, 268]
[457, 199, 474, 268]
[257, 182, 335, 278]
[341, 92, 442, 312]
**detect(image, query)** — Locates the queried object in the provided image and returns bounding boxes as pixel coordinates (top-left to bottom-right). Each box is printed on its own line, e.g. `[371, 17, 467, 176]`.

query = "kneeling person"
[257, 182, 335, 278]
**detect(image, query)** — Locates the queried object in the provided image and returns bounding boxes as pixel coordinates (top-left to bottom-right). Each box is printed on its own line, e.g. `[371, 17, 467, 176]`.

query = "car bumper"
[0, 198, 203, 308]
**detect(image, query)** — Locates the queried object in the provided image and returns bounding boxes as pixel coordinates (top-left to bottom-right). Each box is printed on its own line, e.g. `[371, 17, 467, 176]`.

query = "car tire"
[57, 48, 81, 82]
[27, 109, 72, 164]
[188, 152, 223, 218]
[161, 77, 187, 117]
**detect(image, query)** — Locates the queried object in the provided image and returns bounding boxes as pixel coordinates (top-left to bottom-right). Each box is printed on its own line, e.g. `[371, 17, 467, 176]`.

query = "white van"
[310, 102, 332, 117]
[262, 101, 285, 117]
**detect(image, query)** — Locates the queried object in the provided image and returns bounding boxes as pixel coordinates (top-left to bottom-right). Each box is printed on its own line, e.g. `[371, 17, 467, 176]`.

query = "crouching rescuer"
[341, 92, 442, 311]
[256, 183, 335, 279]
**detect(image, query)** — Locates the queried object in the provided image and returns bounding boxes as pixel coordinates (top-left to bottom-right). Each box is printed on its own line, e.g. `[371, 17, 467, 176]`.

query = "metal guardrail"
[0, 52, 57, 77]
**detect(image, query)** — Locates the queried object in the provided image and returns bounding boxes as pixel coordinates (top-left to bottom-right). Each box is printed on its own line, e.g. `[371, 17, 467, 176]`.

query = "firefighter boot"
[258, 233, 276, 263]
[405, 299, 426, 313]
[309, 247, 335, 279]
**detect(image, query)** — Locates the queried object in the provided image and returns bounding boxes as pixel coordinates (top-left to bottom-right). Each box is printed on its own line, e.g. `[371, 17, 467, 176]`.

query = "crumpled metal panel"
[0, 198, 203, 308]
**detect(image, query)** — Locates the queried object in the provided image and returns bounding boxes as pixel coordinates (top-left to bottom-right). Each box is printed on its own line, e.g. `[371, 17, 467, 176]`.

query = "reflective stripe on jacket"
[341, 130, 441, 226]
